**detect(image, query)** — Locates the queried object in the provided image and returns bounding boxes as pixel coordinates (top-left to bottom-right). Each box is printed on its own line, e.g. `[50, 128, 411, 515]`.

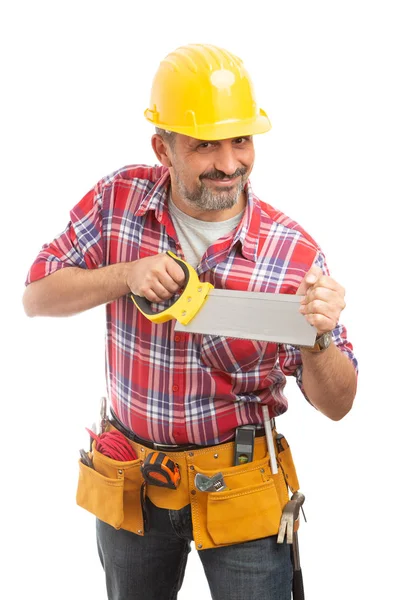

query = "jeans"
[97, 497, 293, 600]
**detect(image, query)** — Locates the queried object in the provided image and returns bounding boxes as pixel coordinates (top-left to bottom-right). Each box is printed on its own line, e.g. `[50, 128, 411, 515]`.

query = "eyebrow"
[187, 136, 252, 148]
[191, 138, 215, 144]
[189, 138, 230, 146]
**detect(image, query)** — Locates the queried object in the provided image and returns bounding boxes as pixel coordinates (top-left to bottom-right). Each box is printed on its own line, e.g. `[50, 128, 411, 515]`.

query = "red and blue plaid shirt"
[26, 165, 358, 445]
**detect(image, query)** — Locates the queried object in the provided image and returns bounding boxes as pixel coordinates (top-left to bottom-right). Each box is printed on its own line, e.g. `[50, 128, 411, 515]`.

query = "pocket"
[199, 336, 278, 375]
[76, 447, 146, 534]
[207, 479, 282, 546]
[193, 453, 284, 546]
[76, 460, 125, 529]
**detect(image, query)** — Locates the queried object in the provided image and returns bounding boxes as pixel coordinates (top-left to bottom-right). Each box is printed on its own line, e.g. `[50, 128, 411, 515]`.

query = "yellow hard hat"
[145, 44, 271, 141]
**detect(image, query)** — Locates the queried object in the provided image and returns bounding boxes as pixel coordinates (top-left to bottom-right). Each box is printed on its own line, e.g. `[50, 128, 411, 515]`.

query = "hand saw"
[130, 251, 316, 346]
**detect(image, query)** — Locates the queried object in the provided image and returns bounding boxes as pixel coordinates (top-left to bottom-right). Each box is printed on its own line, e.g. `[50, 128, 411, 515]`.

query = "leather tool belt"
[76, 421, 300, 551]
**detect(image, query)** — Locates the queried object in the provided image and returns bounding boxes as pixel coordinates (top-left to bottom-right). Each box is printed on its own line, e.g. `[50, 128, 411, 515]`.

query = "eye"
[196, 141, 217, 153]
[233, 137, 251, 145]
[197, 141, 215, 149]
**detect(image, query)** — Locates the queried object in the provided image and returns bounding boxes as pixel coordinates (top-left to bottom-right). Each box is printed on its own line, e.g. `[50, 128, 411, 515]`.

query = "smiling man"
[23, 44, 358, 600]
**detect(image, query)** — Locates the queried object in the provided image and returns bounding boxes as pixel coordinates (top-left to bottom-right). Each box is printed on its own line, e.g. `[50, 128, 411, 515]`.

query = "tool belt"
[76, 422, 300, 551]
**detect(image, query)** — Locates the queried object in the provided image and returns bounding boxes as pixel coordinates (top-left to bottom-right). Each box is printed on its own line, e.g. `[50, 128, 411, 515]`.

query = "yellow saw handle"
[130, 251, 214, 325]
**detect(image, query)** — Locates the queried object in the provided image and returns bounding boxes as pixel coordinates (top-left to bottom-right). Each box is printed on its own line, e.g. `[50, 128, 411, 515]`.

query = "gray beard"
[175, 176, 244, 211]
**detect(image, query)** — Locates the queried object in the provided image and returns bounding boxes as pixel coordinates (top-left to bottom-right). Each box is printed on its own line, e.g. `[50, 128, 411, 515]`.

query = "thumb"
[296, 266, 323, 296]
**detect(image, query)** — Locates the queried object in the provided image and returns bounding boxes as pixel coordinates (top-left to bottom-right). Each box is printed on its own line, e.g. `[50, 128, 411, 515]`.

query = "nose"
[213, 142, 240, 177]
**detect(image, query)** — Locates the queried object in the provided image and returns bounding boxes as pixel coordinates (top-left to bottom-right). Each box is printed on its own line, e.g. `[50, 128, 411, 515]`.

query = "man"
[23, 44, 358, 600]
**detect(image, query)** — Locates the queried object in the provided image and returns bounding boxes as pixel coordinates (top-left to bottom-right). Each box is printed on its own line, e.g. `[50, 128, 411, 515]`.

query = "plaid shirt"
[26, 165, 358, 445]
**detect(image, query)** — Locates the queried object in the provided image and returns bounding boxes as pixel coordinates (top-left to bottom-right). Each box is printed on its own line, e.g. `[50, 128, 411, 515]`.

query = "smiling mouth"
[203, 176, 240, 187]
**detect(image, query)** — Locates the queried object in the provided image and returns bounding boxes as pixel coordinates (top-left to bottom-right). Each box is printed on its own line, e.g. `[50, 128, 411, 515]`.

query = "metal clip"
[100, 396, 108, 434]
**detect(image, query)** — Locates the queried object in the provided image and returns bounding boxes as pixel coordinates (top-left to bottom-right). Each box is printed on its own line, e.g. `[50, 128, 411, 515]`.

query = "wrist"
[298, 331, 333, 354]
[117, 261, 134, 294]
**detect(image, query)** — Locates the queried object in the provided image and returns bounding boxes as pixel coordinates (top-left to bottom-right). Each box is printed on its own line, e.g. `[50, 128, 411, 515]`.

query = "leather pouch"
[191, 452, 289, 549]
[76, 446, 145, 535]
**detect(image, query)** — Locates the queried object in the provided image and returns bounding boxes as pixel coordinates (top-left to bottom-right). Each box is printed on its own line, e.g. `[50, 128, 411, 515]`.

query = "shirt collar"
[134, 167, 170, 221]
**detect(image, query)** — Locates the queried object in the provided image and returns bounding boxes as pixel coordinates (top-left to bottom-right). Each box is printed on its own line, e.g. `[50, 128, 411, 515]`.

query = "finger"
[300, 287, 334, 305]
[296, 266, 323, 296]
[299, 298, 339, 319]
[151, 280, 176, 300]
[310, 275, 344, 294]
[304, 312, 335, 333]
[140, 282, 174, 303]
[301, 287, 345, 310]
[165, 256, 187, 286]
[157, 270, 184, 295]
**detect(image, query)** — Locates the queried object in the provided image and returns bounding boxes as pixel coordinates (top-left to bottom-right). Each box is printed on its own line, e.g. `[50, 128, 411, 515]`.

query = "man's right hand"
[126, 253, 186, 303]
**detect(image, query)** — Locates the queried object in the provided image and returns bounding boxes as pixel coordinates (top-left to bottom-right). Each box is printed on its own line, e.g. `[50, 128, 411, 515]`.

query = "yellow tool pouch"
[191, 452, 287, 549]
[76, 426, 300, 550]
[76, 444, 145, 534]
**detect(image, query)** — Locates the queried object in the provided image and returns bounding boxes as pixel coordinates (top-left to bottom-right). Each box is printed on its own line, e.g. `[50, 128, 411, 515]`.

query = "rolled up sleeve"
[25, 185, 104, 285]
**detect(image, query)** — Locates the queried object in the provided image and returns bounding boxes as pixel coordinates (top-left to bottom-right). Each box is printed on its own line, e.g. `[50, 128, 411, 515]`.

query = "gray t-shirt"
[168, 197, 244, 268]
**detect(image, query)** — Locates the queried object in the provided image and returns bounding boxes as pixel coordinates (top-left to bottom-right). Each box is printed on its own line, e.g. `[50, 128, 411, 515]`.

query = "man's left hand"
[297, 266, 346, 334]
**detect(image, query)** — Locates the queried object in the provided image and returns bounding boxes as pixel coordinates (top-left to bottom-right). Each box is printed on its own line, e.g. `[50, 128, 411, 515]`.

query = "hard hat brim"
[147, 109, 271, 141]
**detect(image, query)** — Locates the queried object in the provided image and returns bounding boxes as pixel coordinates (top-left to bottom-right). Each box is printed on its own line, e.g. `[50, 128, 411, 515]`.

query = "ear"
[151, 134, 173, 168]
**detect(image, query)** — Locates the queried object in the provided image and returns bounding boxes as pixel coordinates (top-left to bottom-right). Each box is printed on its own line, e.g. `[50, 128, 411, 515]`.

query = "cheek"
[245, 149, 255, 170]
[180, 158, 207, 184]
[175, 162, 202, 190]
[234, 148, 254, 175]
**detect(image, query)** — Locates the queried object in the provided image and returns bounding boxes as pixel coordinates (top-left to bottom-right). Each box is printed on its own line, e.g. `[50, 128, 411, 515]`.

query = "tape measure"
[141, 451, 181, 489]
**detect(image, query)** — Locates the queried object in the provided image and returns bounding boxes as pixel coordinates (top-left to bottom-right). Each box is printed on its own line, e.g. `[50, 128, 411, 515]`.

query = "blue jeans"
[97, 497, 293, 600]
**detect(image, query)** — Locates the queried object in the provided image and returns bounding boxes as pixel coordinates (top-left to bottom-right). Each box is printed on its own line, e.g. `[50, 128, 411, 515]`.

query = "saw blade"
[174, 289, 316, 346]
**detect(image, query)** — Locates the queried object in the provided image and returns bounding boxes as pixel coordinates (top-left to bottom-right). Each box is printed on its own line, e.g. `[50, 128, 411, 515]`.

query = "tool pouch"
[191, 452, 290, 548]
[76, 445, 145, 535]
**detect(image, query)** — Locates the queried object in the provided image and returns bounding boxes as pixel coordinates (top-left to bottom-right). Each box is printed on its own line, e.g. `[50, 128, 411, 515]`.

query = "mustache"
[200, 167, 248, 181]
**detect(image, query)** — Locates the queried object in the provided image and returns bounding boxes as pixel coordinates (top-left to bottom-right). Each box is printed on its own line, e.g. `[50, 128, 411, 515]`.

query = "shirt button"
[172, 385, 179, 392]
[174, 335, 181, 342]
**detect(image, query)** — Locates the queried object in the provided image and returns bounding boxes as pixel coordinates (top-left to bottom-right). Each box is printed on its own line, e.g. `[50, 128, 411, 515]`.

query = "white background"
[2, 1, 410, 598]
